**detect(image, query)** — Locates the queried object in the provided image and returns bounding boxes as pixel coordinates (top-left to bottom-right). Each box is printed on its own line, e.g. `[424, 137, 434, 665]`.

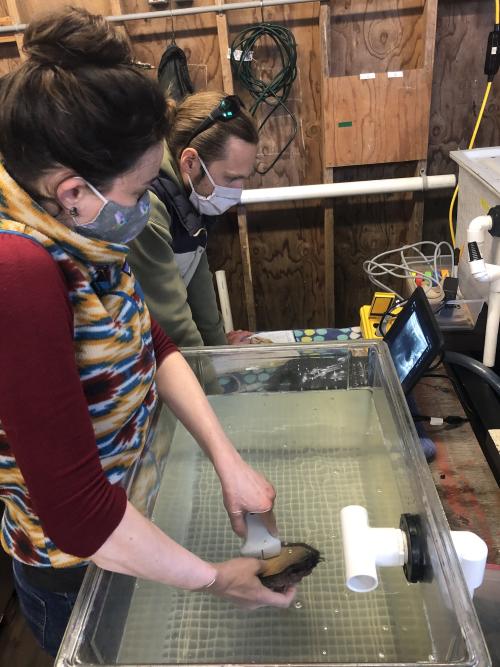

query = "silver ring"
[230, 507, 273, 515]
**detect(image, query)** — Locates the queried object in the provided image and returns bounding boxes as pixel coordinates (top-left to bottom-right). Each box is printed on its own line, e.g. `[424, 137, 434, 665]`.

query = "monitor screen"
[384, 287, 443, 394]
[390, 311, 431, 383]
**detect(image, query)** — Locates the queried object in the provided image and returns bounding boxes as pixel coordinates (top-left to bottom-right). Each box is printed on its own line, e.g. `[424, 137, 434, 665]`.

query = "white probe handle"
[240, 512, 282, 559]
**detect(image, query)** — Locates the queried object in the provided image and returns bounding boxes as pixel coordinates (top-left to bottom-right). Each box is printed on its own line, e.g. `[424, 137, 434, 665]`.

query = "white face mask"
[188, 155, 242, 216]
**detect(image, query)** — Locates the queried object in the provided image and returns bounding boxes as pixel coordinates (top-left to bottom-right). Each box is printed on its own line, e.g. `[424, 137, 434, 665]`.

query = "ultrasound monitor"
[383, 287, 444, 394]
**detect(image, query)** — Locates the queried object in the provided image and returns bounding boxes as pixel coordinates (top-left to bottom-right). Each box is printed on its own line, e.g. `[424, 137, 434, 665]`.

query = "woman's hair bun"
[164, 97, 178, 125]
[23, 6, 131, 69]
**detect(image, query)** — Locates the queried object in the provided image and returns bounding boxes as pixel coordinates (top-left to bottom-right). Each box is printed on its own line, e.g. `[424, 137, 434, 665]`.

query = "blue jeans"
[12, 559, 82, 657]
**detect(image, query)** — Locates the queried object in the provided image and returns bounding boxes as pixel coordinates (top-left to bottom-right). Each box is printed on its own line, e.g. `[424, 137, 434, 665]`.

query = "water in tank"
[56, 342, 490, 667]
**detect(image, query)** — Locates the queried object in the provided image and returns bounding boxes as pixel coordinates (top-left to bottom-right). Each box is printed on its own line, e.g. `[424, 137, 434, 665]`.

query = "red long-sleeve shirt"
[0, 233, 177, 558]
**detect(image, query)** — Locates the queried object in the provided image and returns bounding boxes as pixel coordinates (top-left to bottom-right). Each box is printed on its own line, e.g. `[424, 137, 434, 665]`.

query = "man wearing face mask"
[127, 91, 259, 347]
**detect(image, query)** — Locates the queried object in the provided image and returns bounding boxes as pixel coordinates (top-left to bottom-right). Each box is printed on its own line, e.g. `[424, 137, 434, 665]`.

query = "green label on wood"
[338, 121, 353, 128]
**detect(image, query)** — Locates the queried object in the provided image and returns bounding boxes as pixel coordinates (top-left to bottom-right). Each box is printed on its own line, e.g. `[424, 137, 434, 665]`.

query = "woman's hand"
[217, 456, 277, 537]
[154, 353, 277, 536]
[208, 557, 296, 609]
[227, 329, 254, 345]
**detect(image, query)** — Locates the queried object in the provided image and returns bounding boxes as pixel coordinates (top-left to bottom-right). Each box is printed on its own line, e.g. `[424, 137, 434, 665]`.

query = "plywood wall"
[1, 0, 499, 328]
[326, 0, 500, 325]
[214, 1, 324, 330]
[425, 0, 500, 244]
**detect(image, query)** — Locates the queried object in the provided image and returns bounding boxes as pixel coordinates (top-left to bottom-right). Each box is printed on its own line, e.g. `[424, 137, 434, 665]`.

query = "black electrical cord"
[230, 23, 298, 174]
[412, 414, 469, 429]
[378, 299, 407, 337]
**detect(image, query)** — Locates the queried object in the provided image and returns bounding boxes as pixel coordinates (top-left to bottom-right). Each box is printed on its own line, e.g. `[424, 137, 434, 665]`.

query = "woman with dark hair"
[0, 7, 294, 657]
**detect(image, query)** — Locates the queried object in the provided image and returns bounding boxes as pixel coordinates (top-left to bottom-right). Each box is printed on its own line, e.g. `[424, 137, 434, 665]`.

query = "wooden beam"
[423, 0, 439, 71]
[237, 205, 257, 330]
[408, 159, 426, 245]
[320, 1, 335, 325]
[215, 0, 234, 95]
[323, 168, 335, 326]
[0, 17, 17, 44]
[109, 0, 130, 41]
[214, 2, 255, 329]
[5, 1, 23, 57]
[319, 0, 331, 79]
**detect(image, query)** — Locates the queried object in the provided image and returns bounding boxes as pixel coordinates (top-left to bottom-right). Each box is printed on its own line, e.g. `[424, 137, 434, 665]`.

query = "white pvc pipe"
[469, 258, 490, 282]
[466, 220, 500, 365]
[483, 289, 500, 367]
[341, 505, 488, 600]
[240, 174, 456, 205]
[0, 0, 318, 34]
[450, 531, 488, 597]
[467, 215, 492, 245]
[494, 235, 500, 266]
[340, 505, 407, 593]
[215, 270, 234, 333]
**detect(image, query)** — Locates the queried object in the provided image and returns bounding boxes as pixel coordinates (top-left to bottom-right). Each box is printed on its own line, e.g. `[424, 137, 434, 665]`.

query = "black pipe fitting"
[488, 205, 500, 237]
[400, 513, 428, 583]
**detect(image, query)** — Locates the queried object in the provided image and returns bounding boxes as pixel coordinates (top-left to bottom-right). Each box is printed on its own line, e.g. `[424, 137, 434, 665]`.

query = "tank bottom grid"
[117, 391, 433, 665]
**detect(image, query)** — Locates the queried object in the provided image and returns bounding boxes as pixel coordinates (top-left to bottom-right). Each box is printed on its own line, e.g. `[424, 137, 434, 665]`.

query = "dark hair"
[165, 91, 258, 163]
[0, 6, 168, 192]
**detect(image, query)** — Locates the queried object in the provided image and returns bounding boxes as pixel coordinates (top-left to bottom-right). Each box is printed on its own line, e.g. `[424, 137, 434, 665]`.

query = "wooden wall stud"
[5, 1, 23, 57]
[237, 205, 257, 331]
[320, 0, 335, 325]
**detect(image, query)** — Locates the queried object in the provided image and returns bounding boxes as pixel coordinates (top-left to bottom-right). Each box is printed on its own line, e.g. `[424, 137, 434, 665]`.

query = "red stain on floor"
[432, 435, 497, 560]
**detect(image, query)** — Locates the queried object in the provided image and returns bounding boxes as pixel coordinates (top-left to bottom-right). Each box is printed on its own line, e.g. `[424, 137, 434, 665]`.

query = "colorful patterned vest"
[0, 163, 158, 568]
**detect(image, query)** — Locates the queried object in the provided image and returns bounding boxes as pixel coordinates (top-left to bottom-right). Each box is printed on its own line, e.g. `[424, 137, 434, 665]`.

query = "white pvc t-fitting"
[340, 506, 488, 598]
[340, 505, 407, 593]
[450, 531, 488, 597]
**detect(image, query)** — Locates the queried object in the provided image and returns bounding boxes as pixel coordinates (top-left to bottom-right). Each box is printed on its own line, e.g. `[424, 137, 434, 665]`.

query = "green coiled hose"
[230, 22, 298, 174]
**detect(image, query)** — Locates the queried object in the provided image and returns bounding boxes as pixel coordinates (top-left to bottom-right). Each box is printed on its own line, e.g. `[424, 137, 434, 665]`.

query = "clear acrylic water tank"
[56, 342, 491, 667]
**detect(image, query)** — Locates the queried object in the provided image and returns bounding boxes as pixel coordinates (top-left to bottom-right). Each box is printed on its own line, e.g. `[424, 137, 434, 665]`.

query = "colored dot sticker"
[304, 329, 315, 336]
[294, 330, 304, 337]
[244, 374, 257, 383]
[316, 328, 327, 335]
[301, 336, 313, 343]
[337, 334, 349, 340]
[258, 372, 270, 382]
[313, 335, 325, 342]
[219, 377, 230, 385]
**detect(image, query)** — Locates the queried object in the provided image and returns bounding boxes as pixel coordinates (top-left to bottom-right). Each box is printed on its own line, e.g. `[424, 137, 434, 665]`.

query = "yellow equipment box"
[360, 292, 400, 339]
